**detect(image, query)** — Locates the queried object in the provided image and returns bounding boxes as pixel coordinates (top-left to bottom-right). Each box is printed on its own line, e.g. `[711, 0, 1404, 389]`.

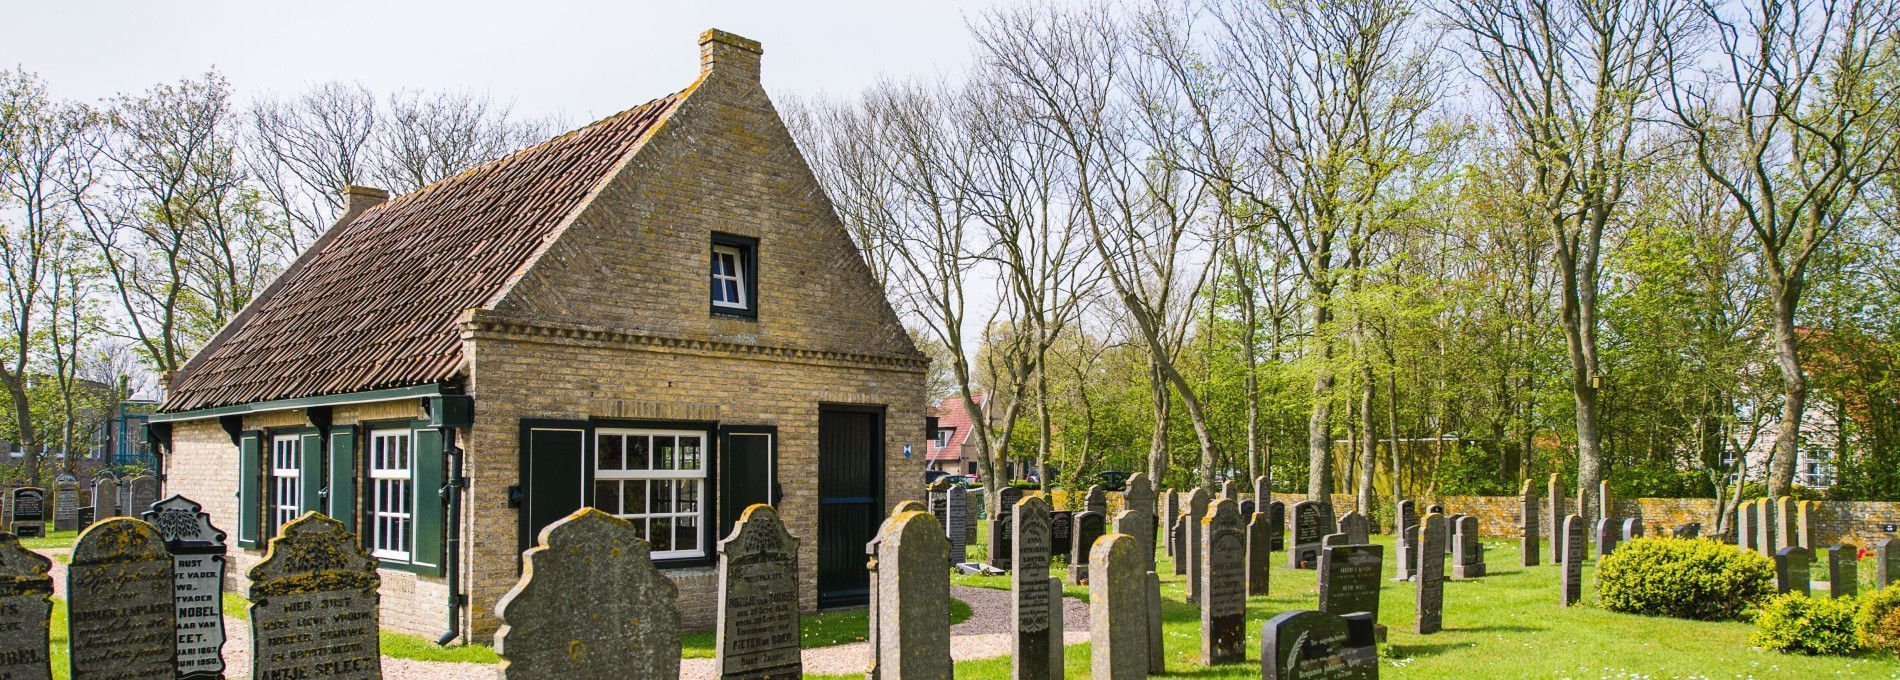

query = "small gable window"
[710, 233, 758, 318]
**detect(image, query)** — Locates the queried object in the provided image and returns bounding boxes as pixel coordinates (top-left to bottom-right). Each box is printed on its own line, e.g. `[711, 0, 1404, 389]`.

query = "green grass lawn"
[682, 595, 974, 659]
[21, 529, 76, 550]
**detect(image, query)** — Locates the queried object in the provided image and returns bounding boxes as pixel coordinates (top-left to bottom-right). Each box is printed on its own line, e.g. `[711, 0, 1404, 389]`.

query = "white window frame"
[369, 429, 415, 562]
[711, 243, 748, 310]
[933, 427, 954, 449]
[594, 428, 709, 560]
[269, 435, 302, 536]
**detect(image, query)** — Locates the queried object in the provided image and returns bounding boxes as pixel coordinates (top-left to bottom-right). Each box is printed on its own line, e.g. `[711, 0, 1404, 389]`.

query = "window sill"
[710, 308, 758, 321]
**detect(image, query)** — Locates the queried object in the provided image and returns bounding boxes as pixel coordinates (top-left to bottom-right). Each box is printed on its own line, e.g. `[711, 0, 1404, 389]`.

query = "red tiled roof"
[927, 394, 984, 461]
[160, 91, 687, 413]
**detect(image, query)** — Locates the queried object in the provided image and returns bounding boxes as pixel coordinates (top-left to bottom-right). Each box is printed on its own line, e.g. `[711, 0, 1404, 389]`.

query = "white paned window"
[711, 244, 747, 309]
[370, 430, 414, 561]
[269, 435, 302, 536]
[594, 429, 707, 560]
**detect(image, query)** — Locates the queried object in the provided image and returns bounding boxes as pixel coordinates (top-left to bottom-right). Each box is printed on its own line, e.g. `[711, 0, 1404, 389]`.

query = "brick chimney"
[699, 29, 762, 82]
[341, 185, 389, 222]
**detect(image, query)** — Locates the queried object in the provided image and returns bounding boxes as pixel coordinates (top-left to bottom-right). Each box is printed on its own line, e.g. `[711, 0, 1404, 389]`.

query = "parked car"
[1096, 469, 1129, 490]
[924, 469, 950, 484]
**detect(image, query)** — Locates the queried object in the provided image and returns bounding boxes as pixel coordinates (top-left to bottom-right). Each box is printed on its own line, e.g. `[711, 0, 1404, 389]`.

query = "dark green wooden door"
[519, 423, 588, 556]
[719, 427, 776, 540]
[817, 406, 883, 608]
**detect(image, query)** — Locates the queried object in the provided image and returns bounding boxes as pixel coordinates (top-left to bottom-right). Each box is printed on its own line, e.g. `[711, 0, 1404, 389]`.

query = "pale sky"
[2, 0, 1012, 121]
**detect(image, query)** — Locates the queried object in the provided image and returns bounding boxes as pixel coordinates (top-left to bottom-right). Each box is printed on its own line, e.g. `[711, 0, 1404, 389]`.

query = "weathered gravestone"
[992, 487, 1024, 570]
[1621, 517, 1643, 543]
[9, 488, 43, 538]
[1170, 516, 1187, 575]
[1050, 510, 1073, 563]
[1084, 485, 1107, 516]
[1089, 533, 1147, 680]
[1755, 498, 1774, 557]
[1319, 502, 1338, 538]
[1184, 488, 1210, 603]
[497, 508, 679, 679]
[1775, 546, 1812, 595]
[1415, 513, 1447, 634]
[1220, 479, 1240, 501]
[1288, 500, 1325, 569]
[1118, 473, 1157, 570]
[1321, 533, 1349, 548]
[74, 506, 93, 530]
[52, 477, 77, 532]
[1268, 500, 1286, 552]
[1560, 514, 1584, 606]
[0, 532, 52, 680]
[714, 505, 799, 680]
[1594, 518, 1617, 558]
[1736, 499, 1756, 552]
[1261, 610, 1379, 680]
[1246, 511, 1271, 596]
[1239, 499, 1256, 519]
[91, 476, 118, 519]
[928, 479, 952, 530]
[1796, 500, 1816, 549]
[1596, 480, 1612, 526]
[68, 517, 176, 679]
[1548, 474, 1564, 563]
[144, 495, 228, 679]
[946, 484, 970, 565]
[1146, 570, 1164, 675]
[1071, 511, 1106, 585]
[1319, 544, 1383, 622]
[249, 513, 381, 680]
[1776, 496, 1799, 554]
[126, 473, 157, 515]
[1200, 500, 1246, 665]
[1879, 538, 1899, 589]
[1395, 499, 1419, 581]
[1012, 496, 1061, 680]
[867, 509, 951, 680]
[1825, 544, 1857, 599]
[1162, 489, 1180, 559]
[1675, 522, 1700, 539]
[1452, 515, 1485, 579]
[1338, 511, 1370, 546]
[1520, 479, 1539, 567]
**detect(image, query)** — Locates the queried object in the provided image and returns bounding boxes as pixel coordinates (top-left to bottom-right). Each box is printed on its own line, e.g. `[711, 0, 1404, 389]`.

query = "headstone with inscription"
[1396, 499, 1418, 580]
[1776, 496, 1800, 554]
[1415, 513, 1446, 634]
[8, 488, 43, 539]
[1162, 490, 1179, 558]
[1184, 488, 1210, 603]
[713, 505, 800, 680]
[143, 495, 228, 679]
[1319, 543, 1383, 622]
[249, 513, 382, 680]
[1246, 511, 1271, 596]
[1825, 544, 1857, 599]
[1119, 473, 1157, 570]
[992, 487, 1024, 570]
[1338, 511, 1370, 546]
[1878, 538, 1899, 589]
[1774, 546, 1811, 595]
[1453, 515, 1485, 578]
[868, 509, 951, 680]
[1268, 500, 1286, 552]
[1089, 533, 1146, 680]
[91, 476, 118, 519]
[1288, 500, 1324, 569]
[1261, 610, 1379, 680]
[946, 485, 970, 565]
[0, 533, 52, 680]
[52, 478, 77, 532]
[929, 479, 952, 528]
[1520, 479, 1539, 567]
[1200, 500, 1246, 665]
[126, 474, 157, 515]
[1595, 518, 1617, 558]
[1049, 510, 1073, 563]
[1560, 514, 1584, 606]
[497, 508, 680, 679]
[1012, 496, 1060, 680]
[68, 518, 176, 678]
[75, 505, 94, 530]
[1070, 511, 1106, 585]
[1170, 516, 1188, 575]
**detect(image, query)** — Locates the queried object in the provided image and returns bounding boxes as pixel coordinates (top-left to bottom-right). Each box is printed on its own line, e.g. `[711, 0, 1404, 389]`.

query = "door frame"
[816, 403, 886, 608]
[717, 424, 779, 539]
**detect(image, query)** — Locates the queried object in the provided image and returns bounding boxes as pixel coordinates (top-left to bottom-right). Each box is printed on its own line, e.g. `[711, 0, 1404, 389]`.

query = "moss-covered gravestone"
[90, 476, 117, 519]
[715, 504, 799, 680]
[0, 533, 52, 680]
[496, 508, 678, 679]
[248, 512, 381, 680]
[52, 478, 77, 533]
[1088, 533, 1146, 680]
[1119, 473, 1156, 570]
[868, 509, 950, 680]
[143, 495, 228, 679]
[69, 517, 176, 679]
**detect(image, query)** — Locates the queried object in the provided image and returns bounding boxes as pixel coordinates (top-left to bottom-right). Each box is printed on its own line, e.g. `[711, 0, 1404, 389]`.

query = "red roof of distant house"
[928, 394, 983, 462]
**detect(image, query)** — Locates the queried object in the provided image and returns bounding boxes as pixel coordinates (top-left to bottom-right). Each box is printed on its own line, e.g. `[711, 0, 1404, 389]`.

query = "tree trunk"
[1148, 358, 1171, 484]
[1358, 371, 1376, 515]
[1307, 302, 1335, 499]
[5, 378, 38, 487]
[1767, 286, 1804, 497]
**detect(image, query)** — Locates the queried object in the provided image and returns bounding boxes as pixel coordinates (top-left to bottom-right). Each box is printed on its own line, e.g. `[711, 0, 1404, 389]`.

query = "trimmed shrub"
[1752, 593, 1862, 655]
[1596, 537, 1773, 620]
[1858, 584, 1900, 654]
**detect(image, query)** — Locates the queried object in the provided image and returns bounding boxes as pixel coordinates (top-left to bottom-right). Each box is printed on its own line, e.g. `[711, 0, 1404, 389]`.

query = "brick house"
[149, 30, 928, 639]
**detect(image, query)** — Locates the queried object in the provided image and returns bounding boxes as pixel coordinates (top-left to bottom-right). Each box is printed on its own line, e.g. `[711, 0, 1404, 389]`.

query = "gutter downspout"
[437, 428, 467, 646]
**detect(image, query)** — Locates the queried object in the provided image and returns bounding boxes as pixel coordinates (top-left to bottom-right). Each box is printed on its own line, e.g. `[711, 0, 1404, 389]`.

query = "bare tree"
[375, 89, 552, 193]
[246, 81, 380, 243]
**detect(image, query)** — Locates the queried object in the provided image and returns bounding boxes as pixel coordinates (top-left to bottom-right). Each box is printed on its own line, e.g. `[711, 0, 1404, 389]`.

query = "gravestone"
[1776, 496, 1799, 554]
[1520, 479, 1539, 567]
[498, 508, 679, 679]
[52, 477, 77, 532]
[1267, 500, 1286, 552]
[1415, 513, 1447, 634]
[929, 479, 952, 528]
[1118, 473, 1157, 570]
[1597, 480, 1612, 524]
[0, 533, 52, 680]
[249, 513, 381, 680]
[992, 487, 1024, 570]
[1878, 538, 1898, 589]
[1396, 499, 1419, 580]
[1796, 500, 1815, 549]
[1321, 533, 1349, 548]
[715, 505, 800, 680]
[1200, 500, 1246, 665]
[1246, 511, 1271, 596]
[1452, 515, 1485, 578]
[91, 476, 118, 518]
[1621, 517, 1642, 543]
[1239, 499, 1256, 518]
[1288, 500, 1324, 569]
[1145, 570, 1164, 675]
[1774, 546, 1811, 595]
[1162, 489, 1180, 558]
[1319, 544, 1384, 621]
[1547, 474, 1564, 563]
[1755, 498, 1774, 557]
[1561, 514, 1584, 606]
[8, 488, 44, 538]
[75, 505, 94, 530]
[1084, 485, 1107, 516]
[143, 495, 228, 679]
[1089, 533, 1146, 680]
[1050, 511, 1074, 563]
[1675, 522, 1700, 539]
[68, 518, 176, 678]
[1318, 502, 1338, 537]
[1594, 518, 1617, 558]
[126, 473, 157, 515]
[868, 509, 951, 679]
[1012, 496, 1060, 680]
[1219, 479, 1239, 501]
[1253, 476, 1271, 505]
[1261, 610, 1379, 680]
[1184, 488, 1210, 603]
[1338, 511, 1370, 546]
[1170, 516, 1188, 575]
[1736, 499, 1756, 552]
[1825, 544, 1857, 599]
[1071, 511, 1106, 585]
[946, 485, 970, 564]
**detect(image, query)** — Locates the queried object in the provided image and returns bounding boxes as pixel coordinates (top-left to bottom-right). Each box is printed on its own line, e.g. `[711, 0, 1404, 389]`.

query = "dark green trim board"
[298, 430, 324, 514]
[327, 426, 357, 531]
[149, 383, 444, 423]
[237, 431, 262, 548]
[411, 425, 447, 576]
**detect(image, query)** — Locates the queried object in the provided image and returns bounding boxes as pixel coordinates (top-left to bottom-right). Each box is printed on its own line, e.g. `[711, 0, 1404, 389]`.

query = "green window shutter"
[237, 432, 262, 548]
[299, 431, 324, 514]
[412, 426, 446, 575]
[328, 427, 357, 531]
